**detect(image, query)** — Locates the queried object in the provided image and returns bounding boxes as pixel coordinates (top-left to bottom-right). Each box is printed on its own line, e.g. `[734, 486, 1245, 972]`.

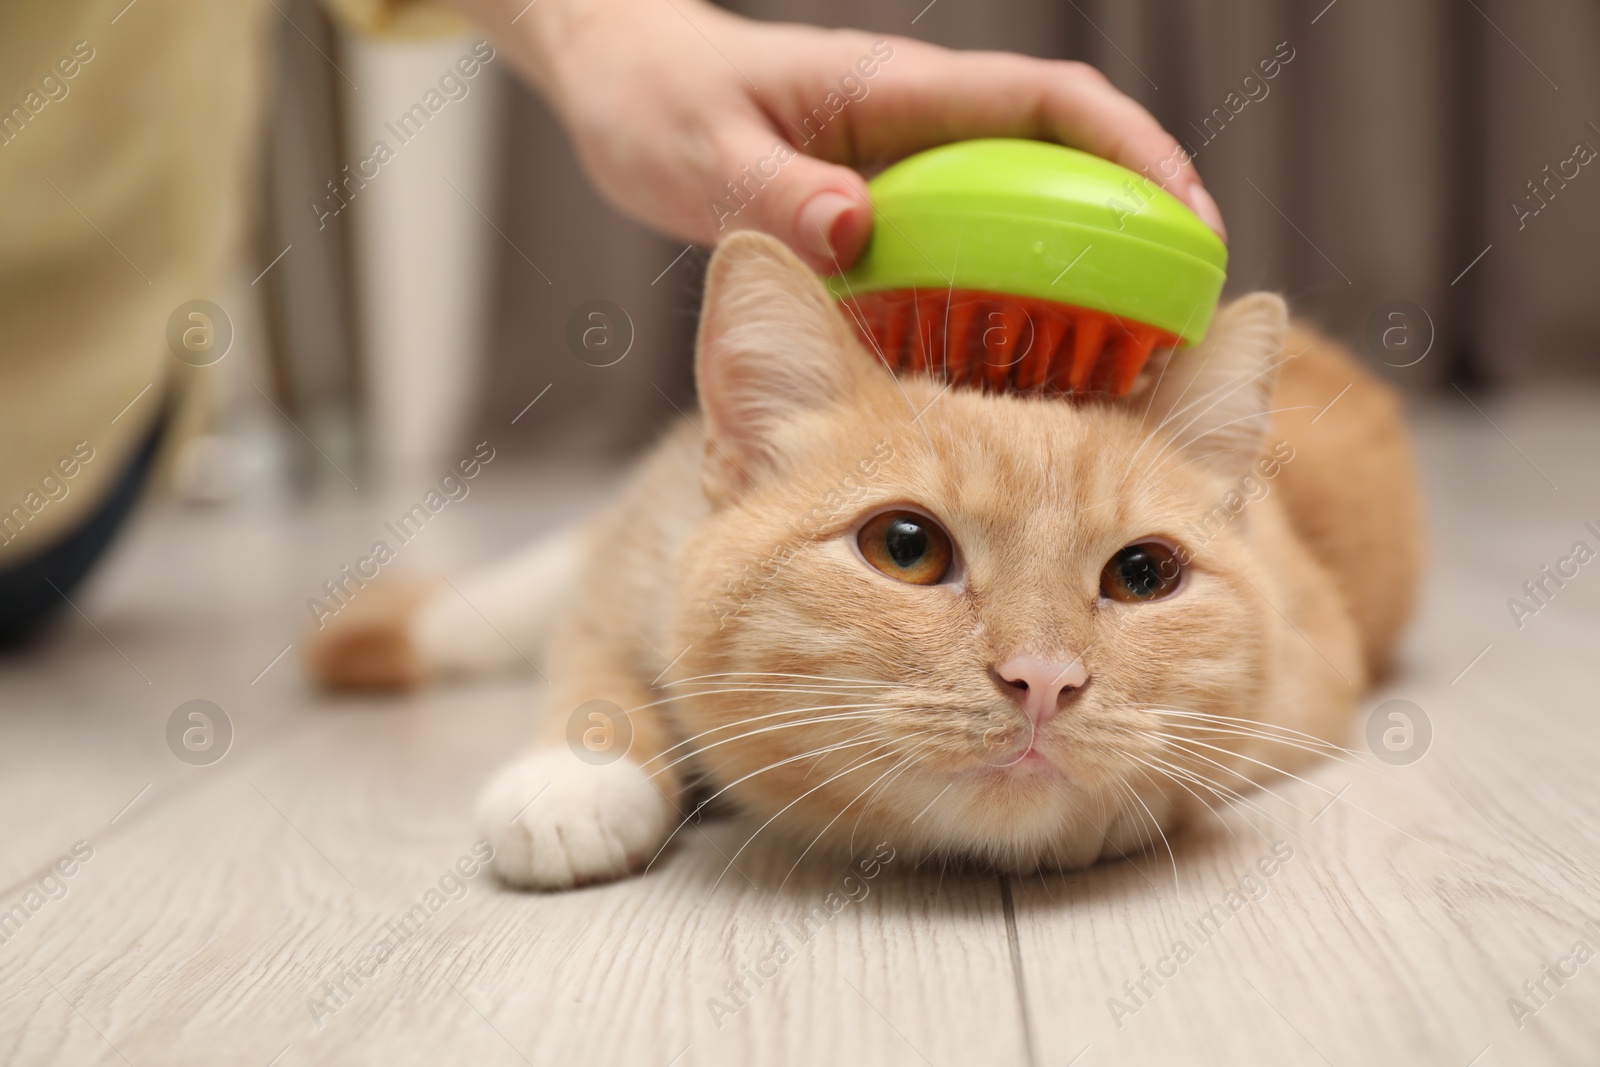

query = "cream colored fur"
[312, 232, 1424, 890]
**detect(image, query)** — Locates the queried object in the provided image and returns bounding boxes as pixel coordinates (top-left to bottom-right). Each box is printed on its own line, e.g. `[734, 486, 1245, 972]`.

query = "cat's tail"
[306, 527, 583, 691]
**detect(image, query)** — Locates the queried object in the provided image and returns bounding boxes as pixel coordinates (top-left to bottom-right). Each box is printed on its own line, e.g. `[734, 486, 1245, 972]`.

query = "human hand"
[445, 0, 1226, 272]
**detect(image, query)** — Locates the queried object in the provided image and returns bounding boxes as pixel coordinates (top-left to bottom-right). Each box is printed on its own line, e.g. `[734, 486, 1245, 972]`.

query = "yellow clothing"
[0, 0, 453, 558]
[0, 0, 269, 555]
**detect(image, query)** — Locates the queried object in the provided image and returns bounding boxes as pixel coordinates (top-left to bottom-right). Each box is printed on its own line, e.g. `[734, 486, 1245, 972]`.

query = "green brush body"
[825, 139, 1228, 396]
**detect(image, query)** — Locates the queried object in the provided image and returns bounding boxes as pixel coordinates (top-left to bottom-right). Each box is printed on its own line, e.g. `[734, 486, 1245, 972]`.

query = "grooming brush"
[826, 139, 1228, 398]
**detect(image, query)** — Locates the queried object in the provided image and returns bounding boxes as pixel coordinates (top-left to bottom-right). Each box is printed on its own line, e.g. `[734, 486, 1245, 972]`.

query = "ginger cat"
[310, 232, 1423, 890]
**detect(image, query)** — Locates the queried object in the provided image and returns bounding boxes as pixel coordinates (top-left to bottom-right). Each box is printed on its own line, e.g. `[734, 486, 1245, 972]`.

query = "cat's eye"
[857, 510, 954, 586]
[1100, 541, 1184, 603]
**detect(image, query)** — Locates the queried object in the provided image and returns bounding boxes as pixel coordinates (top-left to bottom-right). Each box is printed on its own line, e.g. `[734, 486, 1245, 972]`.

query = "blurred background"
[226, 0, 1600, 498]
[4, 0, 1597, 513]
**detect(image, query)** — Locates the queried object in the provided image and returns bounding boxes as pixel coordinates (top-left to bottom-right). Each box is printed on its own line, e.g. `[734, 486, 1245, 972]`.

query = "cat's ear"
[1138, 292, 1289, 476]
[695, 231, 868, 499]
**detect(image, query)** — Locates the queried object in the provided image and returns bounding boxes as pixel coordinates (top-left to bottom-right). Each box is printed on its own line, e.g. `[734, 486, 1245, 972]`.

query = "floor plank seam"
[998, 875, 1039, 1067]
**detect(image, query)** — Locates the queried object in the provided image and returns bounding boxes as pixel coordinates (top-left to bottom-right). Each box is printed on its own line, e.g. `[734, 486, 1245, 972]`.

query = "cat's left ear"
[695, 231, 871, 501]
[1137, 292, 1289, 477]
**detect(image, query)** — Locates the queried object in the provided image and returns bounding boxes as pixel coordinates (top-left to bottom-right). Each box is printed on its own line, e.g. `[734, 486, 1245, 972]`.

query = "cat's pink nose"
[992, 653, 1088, 726]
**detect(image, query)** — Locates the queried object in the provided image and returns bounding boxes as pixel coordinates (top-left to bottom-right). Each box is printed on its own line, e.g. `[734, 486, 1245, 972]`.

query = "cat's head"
[671, 231, 1293, 872]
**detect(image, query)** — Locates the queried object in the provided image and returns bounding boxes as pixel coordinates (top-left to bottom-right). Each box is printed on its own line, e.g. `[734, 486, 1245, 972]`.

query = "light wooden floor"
[2, 389, 1598, 1067]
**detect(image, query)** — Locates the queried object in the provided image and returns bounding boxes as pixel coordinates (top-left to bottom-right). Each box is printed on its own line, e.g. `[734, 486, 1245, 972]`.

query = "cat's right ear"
[694, 231, 870, 503]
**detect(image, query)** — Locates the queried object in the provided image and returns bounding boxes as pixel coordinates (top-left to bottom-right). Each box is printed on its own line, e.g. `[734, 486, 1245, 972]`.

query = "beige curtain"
[475, 0, 1600, 460]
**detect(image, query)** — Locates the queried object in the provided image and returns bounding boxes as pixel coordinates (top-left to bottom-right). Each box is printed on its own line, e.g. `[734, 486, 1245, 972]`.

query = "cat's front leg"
[477, 675, 685, 890]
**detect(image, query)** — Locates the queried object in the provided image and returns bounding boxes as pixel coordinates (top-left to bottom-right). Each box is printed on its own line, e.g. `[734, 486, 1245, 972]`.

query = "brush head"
[826, 139, 1228, 398]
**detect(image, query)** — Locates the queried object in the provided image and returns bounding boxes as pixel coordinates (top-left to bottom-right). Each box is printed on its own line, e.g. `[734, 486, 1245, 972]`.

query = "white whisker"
[779, 750, 923, 892]
[663, 671, 897, 688]
[705, 748, 903, 896]
[1126, 760, 1248, 849]
[1135, 752, 1305, 841]
[642, 736, 890, 876]
[650, 714, 886, 781]
[1120, 776, 1180, 892]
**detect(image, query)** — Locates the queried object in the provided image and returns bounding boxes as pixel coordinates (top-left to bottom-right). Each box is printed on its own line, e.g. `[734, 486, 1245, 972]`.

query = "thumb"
[716, 134, 873, 272]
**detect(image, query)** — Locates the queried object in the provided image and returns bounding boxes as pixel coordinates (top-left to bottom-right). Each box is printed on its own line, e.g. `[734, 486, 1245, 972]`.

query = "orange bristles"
[839, 289, 1178, 399]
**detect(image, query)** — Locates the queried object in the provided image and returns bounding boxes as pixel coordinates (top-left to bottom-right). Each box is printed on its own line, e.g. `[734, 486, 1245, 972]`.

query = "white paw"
[476, 749, 676, 890]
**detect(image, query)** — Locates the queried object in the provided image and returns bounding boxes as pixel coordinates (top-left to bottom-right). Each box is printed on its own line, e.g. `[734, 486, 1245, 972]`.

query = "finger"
[800, 40, 1226, 240]
[708, 124, 874, 272]
[1034, 62, 1229, 240]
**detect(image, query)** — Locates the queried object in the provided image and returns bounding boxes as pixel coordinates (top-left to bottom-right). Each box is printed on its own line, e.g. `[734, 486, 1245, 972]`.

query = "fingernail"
[799, 191, 859, 264]
[1186, 184, 1228, 242]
